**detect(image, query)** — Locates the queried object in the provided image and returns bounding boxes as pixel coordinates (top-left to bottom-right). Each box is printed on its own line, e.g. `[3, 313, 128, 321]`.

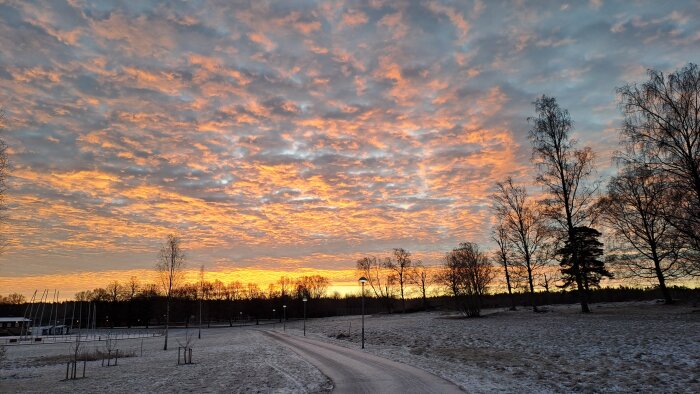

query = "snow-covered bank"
[287, 301, 700, 393]
[0, 328, 330, 393]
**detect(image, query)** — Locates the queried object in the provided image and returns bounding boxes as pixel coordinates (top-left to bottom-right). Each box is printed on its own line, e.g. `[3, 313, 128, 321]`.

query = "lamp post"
[198, 294, 202, 339]
[359, 277, 367, 349]
[272, 308, 276, 329]
[302, 297, 308, 336]
[283, 305, 287, 331]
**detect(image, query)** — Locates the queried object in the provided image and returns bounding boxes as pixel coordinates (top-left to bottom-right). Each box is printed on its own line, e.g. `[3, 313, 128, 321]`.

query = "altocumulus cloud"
[0, 0, 698, 281]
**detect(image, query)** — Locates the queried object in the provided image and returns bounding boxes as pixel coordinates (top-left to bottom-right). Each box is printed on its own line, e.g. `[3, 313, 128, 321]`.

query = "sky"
[0, 0, 699, 298]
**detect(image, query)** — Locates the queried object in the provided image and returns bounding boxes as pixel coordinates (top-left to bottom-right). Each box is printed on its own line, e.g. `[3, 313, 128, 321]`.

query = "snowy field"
[1, 301, 699, 393]
[292, 301, 700, 393]
[0, 327, 330, 393]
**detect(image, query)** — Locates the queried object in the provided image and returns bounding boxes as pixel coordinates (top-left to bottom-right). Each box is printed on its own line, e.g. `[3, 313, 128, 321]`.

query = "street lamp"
[272, 308, 276, 329]
[302, 297, 308, 336]
[283, 305, 287, 331]
[359, 277, 367, 349]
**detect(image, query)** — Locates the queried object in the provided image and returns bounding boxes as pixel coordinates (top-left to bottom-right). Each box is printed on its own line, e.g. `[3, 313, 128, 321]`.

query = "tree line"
[70, 275, 331, 304]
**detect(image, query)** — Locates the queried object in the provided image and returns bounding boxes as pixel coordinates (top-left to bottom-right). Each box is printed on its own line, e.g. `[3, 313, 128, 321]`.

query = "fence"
[2, 328, 163, 346]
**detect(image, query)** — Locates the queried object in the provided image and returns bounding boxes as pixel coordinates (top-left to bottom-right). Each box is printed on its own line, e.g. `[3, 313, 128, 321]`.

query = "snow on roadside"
[0, 328, 331, 393]
[285, 301, 700, 393]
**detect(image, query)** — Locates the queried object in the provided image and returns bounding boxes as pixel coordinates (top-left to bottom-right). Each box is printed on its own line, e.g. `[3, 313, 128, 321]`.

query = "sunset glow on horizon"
[1, 1, 699, 299]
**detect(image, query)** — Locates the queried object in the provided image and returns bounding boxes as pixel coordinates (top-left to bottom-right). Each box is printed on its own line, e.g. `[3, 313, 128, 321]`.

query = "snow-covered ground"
[0, 327, 331, 393]
[2, 301, 698, 393]
[294, 302, 700, 393]
[287, 301, 700, 393]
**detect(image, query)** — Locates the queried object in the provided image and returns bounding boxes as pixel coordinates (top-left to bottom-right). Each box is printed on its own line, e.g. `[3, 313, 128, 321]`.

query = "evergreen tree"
[558, 227, 612, 292]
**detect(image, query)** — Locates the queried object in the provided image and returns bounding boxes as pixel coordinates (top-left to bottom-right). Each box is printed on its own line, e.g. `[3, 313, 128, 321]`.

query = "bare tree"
[356, 256, 396, 312]
[267, 283, 280, 299]
[105, 280, 122, 328]
[139, 283, 160, 298]
[410, 261, 431, 310]
[176, 330, 194, 365]
[201, 281, 214, 300]
[88, 287, 110, 302]
[277, 276, 292, 301]
[600, 159, 690, 303]
[156, 234, 186, 351]
[436, 242, 494, 317]
[617, 63, 700, 264]
[0, 293, 26, 304]
[126, 276, 140, 300]
[173, 283, 198, 301]
[528, 95, 598, 313]
[125, 276, 140, 328]
[227, 281, 244, 300]
[67, 335, 83, 379]
[492, 177, 548, 312]
[245, 283, 263, 300]
[74, 290, 92, 302]
[198, 265, 204, 339]
[212, 280, 228, 300]
[295, 275, 330, 299]
[492, 224, 517, 310]
[538, 273, 554, 293]
[102, 331, 117, 366]
[387, 248, 412, 313]
[106, 281, 122, 303]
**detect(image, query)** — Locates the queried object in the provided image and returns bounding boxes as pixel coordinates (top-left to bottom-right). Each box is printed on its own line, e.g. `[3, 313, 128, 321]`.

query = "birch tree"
[492, 177, 548, 311]
[617, 63, 700, 265]
[492, 224, 517, 310]
[601, 158, 690, 303]
[156, 234, 185, 351]
[528, 96, 598, 313]
[387, 248, 412, 313]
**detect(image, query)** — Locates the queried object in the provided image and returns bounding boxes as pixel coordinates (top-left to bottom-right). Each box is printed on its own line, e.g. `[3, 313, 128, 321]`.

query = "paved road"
[265, 330, 463, 394]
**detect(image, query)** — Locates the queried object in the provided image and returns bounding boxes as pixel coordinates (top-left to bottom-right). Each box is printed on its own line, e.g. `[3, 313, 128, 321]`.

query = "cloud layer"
[0, 0, 698, 288]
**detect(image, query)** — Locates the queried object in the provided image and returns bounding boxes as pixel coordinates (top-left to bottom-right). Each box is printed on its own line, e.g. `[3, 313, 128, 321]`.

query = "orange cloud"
[248, 32, 277, 51]
[341, 10, 369, 28]
[4, 0, 681, 298]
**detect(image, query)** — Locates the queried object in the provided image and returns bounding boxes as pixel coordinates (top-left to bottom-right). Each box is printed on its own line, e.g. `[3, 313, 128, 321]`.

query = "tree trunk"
[653, 256, 673, 304]
[690, 163, 700, 208]
[572, 260, 590, 313]
[127, 301, 132, 328]
[504, 263, 516, 310]
[163, 297, 169, 351]
[524, 250, 538, 312]
[400, 280, 406, 313]
[525, 261, 538, 312]
[568, 228, 590, 313]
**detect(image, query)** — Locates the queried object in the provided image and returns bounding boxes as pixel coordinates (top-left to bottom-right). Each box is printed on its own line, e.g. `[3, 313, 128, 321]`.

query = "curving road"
[264, 330, 463, 394]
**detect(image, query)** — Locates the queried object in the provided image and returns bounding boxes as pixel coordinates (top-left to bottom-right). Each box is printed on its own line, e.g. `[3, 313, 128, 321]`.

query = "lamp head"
[359, 276, 368, 284]
[302, 297, 308, 302]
